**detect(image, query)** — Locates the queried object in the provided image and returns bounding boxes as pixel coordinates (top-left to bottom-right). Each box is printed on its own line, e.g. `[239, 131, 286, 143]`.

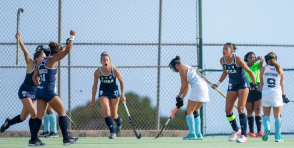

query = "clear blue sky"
[203, 0, 294, 44]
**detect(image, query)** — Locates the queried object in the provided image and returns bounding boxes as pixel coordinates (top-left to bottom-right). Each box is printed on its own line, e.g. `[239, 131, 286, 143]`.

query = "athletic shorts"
[227, 82, 250, 92]
[262, 95, 283, 107]
[247, 83, 262, 102]
[188, 81, 210, 102]
[35, 82, 58, 102]
[18, 83, 37, 100]
[98, 89, 120, 99]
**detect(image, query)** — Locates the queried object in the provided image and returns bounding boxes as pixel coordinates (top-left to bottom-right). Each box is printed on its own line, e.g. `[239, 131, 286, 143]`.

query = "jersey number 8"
[267, 78, 276, 87]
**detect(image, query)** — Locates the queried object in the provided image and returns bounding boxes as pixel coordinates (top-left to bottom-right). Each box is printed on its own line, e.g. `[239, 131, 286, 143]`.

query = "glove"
[66, 38, 70, 45]
[283, 95, 289, 104]
[252, 84, 258, 92]
[176, 96, 183, 109]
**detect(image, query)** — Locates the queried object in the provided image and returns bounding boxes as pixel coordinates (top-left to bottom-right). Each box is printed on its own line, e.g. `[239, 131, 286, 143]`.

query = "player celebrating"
[260, 52, 286, 142]
[243, 52, 264, 137]
[0, 33, 46, 133]
[169, 56, 210, 140]
[89, 52, 126, 139]
[30, 30, 79, 146]
[211, 43, 257, 143]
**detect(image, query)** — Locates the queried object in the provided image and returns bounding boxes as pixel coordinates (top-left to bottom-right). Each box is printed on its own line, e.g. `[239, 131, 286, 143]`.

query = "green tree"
[70, 92, 188, 130]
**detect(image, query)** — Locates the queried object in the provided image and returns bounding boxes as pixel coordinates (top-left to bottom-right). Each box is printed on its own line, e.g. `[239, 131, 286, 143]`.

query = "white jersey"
[182, 64, 210, 102]
[262, 65, 282, 97]
[183, 65, 201, 87]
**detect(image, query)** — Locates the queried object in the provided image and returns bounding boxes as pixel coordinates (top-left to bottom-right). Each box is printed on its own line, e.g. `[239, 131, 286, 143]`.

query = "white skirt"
[188, 81, 210, 102]
[262, 95, 283, 107]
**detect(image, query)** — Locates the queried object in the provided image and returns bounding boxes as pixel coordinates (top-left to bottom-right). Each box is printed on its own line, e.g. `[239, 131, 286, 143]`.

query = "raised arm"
[89, 69, 99, 106]
[32, 66, 40, 86]
[114, 68, 126, 102]
[51, 30, 75, 62]
[16, 33, 34, 68]
[236, 56, 257, 85]
[247, 57, 259, 67]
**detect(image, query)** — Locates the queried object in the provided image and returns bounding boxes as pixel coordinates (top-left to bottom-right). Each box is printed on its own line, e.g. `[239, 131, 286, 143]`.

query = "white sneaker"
[236, 135, 247, 143]
[228, 129, 241, 141]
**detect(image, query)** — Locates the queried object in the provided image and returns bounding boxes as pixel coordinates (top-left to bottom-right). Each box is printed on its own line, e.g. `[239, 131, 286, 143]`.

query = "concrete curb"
[0, 130, 189, 138]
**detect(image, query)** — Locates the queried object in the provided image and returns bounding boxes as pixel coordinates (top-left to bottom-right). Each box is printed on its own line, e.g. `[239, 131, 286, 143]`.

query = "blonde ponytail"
[269, 59, 282, 76]
[267, 52, 282, 76]
[109, 57, 115, 67]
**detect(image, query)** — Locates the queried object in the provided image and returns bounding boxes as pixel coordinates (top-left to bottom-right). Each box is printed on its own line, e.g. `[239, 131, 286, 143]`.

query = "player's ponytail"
[267, 52, 282, 76]
[49, 42, 62, 56]
[101, 52, 115, 67]
[225, 43, 237, 53]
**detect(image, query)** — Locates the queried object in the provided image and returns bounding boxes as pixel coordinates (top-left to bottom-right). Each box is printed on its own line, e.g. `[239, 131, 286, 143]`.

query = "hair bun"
[176, 56, 180, 60]
[101, 52, 107, 56]
[49, 42, 58, 49]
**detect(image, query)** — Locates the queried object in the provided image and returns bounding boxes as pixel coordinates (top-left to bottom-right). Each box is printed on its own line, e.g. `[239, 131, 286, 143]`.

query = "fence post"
[57, 0, 64, 128]
[156, 0, 163, 130]
[198, 0, 204, 135]
[68, 54, 71, 130]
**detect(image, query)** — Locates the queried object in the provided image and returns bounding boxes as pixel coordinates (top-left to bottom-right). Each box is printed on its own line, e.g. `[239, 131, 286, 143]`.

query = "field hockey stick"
[123, 102, 141, 139]
[16, 8, 24, 65]
[154, 106, 178, 139]
[53, 112, 76, 128]
[66, 114, 77, 128]
[196, 69, 238, 109]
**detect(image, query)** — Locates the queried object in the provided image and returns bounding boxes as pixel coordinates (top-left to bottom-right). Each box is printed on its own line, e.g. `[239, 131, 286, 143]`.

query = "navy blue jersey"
[23, 62, 37, 86]
[223, 54, 249, 85]
[38, 57, 57, 83]
[98, 67, 120, 98]
[35, 56, 58, 102]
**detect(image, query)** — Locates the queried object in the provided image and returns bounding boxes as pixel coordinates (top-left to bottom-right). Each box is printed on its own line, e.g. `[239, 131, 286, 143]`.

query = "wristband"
[216, 81, 222, 86]
[69, 35, 75, 41]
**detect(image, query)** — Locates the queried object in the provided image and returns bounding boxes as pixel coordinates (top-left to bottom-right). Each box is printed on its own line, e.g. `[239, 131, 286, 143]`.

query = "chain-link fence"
[1, 0, 294, 136]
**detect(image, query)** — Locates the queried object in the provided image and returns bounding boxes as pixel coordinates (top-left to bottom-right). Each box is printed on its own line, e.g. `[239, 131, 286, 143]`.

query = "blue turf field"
[0, 137, 293, 148]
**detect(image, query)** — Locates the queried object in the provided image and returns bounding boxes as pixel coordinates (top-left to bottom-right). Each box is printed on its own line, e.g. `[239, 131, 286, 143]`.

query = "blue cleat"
[183, 133, 197, 140]
[262, 129, 270, 141]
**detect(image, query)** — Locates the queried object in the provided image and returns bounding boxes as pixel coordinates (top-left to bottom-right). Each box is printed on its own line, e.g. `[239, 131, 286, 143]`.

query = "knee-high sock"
[262, 115, 270, 131]
[247, 116, 254, 133]
[226, 113, 239, 132]
[43, 114, 50, 132]
[31, 118, 42, 141]
[255, 116, 262, 132]
[59, 116, 69, 139]
[239, 113, 247, 137]
[105, 117, 115, 133]
[48, 114, 57, 133]
[186, 115, 195, 135]
[194, 116, 200, 134]
[8, 115, 23, 126]
[114, 114, 122, 126]
[275, 118, 282, 137]
[29, 118, 33, 132]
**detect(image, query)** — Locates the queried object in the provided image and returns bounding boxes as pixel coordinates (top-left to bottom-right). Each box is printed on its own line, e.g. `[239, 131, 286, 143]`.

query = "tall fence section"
[1, 0, 294, 136]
